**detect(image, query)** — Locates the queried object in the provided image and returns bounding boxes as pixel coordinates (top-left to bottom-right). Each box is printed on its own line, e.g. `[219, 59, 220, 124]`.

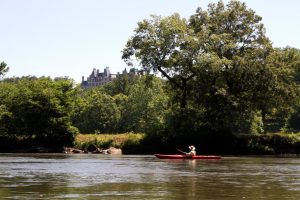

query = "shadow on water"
[0, 154, 300, 199]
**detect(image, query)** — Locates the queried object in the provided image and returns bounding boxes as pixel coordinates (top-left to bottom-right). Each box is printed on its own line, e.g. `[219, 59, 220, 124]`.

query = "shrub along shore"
[74, 133, 145, 154]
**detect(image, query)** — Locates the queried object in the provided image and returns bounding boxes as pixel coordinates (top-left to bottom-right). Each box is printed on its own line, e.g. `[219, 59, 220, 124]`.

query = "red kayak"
[154, 154, 221, 160]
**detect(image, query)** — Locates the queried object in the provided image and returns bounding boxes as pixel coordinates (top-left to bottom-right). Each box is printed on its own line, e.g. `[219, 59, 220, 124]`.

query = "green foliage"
[235, 133, 300, 154]
[72, 87, 121, 133]
[122, 13, 198, 109]
[285, 107, 300, 132]
[2, 1, 300, 154]
[120, 1, 300, 138]
[0, 105, 12, 136]
[103, 73, 140, 96]
[249, 112, 264, 135]
[0, 62, 9, 78]
[72, 75, 169, 135]
[72, 0, 300, 147]
[188, 1, 274, 133]
[72, 132, 300, 155]
[118, 75, 169, 134]
[0, 77, 78, 147]
[74, 133, 145, 151]
[261, 47, 300, 131]
[122, 0, 278, 134]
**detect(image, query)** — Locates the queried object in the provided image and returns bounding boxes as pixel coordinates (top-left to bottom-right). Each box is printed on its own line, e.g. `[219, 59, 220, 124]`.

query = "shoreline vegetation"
[1, 1, 300, 156]
[73, 132, 300, 155]
[1, 132, 299, 155]
[73, 133, 144, 154]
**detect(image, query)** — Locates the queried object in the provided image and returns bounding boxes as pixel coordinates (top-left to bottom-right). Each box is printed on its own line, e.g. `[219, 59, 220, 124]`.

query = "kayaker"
[186, 145, 196, 157]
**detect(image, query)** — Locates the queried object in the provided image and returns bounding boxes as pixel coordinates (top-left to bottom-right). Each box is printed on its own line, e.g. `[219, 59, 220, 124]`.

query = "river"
[0, 154, 300, 199]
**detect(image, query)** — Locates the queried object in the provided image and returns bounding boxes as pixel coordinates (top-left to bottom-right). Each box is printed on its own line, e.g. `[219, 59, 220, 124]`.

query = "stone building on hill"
[81, 67, 146, 89]
[81, 67, 117, 89]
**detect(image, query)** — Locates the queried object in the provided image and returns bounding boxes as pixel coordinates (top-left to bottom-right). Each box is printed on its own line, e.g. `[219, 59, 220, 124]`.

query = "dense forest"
[1, 1, 300, 154]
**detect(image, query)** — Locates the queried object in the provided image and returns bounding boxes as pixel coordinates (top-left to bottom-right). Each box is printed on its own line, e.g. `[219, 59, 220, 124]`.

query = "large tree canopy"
[122, 13, 199, 109]
[0, 77, 78, 146]
[122, 0, 275, 133]
[189, 1, 273, 132]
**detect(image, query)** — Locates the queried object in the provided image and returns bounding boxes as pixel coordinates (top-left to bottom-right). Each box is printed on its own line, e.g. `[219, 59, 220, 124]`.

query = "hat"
[189, 145, 196, 150]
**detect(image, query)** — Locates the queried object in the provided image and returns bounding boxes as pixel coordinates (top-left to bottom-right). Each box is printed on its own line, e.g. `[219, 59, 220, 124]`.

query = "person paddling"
[186, 145, 196, 157]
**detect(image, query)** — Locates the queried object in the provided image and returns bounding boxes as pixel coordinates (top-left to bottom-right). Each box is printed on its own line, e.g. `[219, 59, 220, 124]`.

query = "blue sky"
[1, 0, 300, 83]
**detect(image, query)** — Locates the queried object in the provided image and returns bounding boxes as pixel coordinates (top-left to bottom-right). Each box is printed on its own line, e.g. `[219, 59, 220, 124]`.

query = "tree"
[123, 0, 275, 134]
[0, 62, 9, 78]
[0, 105, 12, 136]
[72, 88, 121, 133]
[188, 1, 274, 133]
[103, 72, 140, 96]
[122, 13, 199, 109]
[0, 77, 78, 147]
[269, 47, 300, 132]
[119, 75, 169, 134]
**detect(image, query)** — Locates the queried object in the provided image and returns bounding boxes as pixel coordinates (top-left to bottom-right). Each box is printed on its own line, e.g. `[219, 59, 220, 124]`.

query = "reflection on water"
[0, 154, 300, 199]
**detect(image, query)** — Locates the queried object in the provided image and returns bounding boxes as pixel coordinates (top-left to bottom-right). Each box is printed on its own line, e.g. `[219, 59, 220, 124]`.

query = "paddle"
[176, 148, 187, 155]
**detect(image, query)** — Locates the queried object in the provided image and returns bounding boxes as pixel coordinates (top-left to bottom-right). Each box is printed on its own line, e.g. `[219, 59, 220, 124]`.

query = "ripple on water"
[1, 155, 300, 199]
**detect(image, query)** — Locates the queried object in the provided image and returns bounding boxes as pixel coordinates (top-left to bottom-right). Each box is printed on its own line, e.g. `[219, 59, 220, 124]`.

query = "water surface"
[0, 154, 300, 199]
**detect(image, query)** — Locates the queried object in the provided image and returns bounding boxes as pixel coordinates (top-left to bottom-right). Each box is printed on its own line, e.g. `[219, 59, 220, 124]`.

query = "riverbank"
[72, 132, 300, 155]
[1, 132, 300, 155]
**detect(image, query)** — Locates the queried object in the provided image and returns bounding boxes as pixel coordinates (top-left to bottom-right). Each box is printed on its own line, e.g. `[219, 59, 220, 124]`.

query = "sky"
[1, 0, 300, 83]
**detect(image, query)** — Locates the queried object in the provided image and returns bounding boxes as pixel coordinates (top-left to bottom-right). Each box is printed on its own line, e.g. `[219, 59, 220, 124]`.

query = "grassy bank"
[74, 133, 145, 153]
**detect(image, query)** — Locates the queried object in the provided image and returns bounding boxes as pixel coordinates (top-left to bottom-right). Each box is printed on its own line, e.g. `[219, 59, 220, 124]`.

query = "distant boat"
[154, 154, 221, 160]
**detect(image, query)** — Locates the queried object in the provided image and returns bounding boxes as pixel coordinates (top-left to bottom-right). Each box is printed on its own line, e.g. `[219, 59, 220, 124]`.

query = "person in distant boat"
[186, 145, 196, 157]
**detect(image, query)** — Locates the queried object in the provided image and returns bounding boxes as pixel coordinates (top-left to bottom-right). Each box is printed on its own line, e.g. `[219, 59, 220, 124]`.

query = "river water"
[0, 154, 300, 200]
